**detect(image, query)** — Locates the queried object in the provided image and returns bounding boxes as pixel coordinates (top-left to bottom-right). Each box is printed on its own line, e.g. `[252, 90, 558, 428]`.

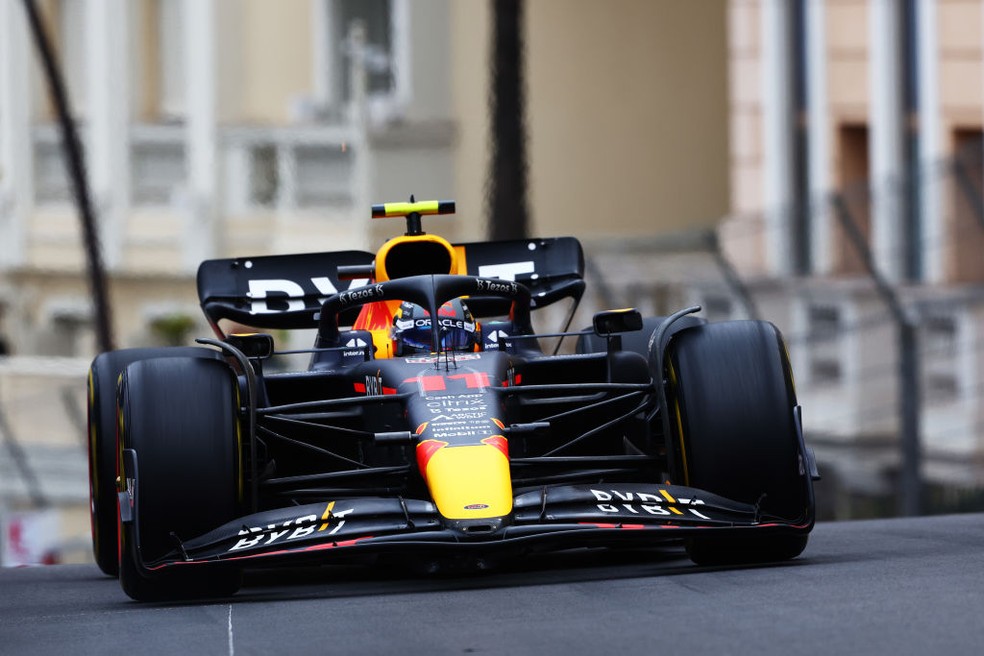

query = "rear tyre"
[87, 347, 219, 577]
[667, 321, 813, 566]
[117, 357, 242, 601]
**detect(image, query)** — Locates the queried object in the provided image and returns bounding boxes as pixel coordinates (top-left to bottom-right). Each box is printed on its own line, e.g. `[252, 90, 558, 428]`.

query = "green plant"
[149, 314, 197, 346]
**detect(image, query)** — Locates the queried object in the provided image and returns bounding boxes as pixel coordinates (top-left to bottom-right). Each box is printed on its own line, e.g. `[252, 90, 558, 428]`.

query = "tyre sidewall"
[87, 347, 219, 577]
[668, 321, 810, 523]
[116, 356, 241, 600]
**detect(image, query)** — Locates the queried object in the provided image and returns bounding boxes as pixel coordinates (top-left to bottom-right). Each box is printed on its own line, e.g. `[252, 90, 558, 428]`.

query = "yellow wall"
[451, 1, 493, 239]
[453, 0, 729, 241]
[939, 0, 984, 124]
[221, 0, 315, 124]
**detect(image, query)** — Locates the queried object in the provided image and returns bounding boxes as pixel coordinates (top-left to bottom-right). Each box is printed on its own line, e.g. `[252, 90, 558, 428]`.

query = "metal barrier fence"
[0, 356, 91, 565]
[584, 146, 984, 520]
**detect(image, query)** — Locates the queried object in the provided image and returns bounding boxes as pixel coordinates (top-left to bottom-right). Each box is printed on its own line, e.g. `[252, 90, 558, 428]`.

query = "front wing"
[120, 451, 811, 575]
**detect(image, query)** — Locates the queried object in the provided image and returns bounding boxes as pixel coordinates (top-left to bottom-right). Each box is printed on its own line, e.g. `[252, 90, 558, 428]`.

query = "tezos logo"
[475, 279, 518, 294]
[339, 284, 384, 305]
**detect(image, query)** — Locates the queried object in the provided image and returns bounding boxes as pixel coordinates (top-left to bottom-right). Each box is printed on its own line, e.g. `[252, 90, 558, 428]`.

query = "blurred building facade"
[0, 0, 729, 562]
[0, 0, 458, 357]
[724, 0, 984, 514]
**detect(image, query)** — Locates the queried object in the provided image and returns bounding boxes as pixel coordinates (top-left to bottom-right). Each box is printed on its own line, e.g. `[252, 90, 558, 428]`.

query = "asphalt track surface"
[2, 514, 984, 655]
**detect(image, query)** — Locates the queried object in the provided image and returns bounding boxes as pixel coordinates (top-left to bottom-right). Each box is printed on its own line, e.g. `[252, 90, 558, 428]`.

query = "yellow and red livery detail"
[404, 375, 448, 392]
[481, 435, 509, 459]
[416, 439, 448, 474]
[420, 443, 512, 520]
[352, 300, 402, 360]
[319, 501, 336, 531]
[453, 245, 468, 275]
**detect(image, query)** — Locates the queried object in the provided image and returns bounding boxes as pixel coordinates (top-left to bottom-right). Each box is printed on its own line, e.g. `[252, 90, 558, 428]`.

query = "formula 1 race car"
[87, 200, 819, 601]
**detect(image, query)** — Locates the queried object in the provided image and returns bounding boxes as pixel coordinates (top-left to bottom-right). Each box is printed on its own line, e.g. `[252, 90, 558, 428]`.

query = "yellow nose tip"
[424, 444, 512, 520]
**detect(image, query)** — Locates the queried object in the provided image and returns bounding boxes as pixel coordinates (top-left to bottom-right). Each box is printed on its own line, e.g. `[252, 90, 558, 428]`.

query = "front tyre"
[667, 321, 813, 566]
[87, 347, 219, 577]
[117, 356, 243, 601]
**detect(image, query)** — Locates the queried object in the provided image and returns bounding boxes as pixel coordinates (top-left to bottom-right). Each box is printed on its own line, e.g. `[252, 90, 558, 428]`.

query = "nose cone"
[417, 441, 512, 520]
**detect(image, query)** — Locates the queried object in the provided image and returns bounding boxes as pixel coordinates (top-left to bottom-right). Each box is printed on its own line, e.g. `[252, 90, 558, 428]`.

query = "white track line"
[227, 604, 235, 656]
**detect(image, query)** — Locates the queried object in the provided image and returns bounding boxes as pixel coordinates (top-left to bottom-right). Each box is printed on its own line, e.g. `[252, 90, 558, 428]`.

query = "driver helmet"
[392, 299, 478, 355]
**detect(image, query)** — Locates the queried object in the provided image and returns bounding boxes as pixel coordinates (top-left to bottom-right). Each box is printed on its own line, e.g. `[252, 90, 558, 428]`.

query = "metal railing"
[0, 356, 89, 506]
[583, 145, 984, 520]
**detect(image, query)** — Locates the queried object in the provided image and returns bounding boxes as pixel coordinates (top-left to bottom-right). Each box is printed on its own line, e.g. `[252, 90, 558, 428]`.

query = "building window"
[33, 132, 73, 204]
[701, 293, 734, 323]
[236, 141, 355, 210]
[921, 312, 959, 405]
[807, 303, 842, 385]
[950, 129, 984, 283]
[317, 0, 409, 117]
[835, 124, 871, 276]
[339, 0, 394, 99]
[41, 299, 94, 357]
[295, 144, 352, 207]
[131, 142, 184, 205]
[130, 130, 186, 205]
[249, 145, 279, 208]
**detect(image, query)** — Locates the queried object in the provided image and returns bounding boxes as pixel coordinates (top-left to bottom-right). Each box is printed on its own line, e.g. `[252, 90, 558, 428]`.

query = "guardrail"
[0, 356, 90, 565]
[0, 356, 89, 504]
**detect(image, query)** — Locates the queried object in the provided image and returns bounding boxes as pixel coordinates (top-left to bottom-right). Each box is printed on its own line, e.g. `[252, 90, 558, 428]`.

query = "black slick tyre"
[117, 356, 242, 601]
[667, 321, 813, 566]
[87, 347, 219, 577]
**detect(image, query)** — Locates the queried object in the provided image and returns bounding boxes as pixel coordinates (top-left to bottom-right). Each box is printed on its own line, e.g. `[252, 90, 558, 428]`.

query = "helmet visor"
[398, 325, 434, 354]
[398, 325, 475, 354]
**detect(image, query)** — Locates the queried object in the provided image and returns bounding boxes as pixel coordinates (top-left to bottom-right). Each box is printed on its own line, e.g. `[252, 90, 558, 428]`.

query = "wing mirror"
[592, 308, 643, 336]
[225, 332, 275, 359]
[592, 309, 643, 382]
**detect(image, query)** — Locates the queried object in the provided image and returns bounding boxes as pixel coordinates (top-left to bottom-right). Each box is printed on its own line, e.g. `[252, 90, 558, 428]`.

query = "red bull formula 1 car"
[87, 200, 819, 601]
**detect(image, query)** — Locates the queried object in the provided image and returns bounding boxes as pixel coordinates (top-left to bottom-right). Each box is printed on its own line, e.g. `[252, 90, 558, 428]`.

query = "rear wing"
[197, 237, 584, 330]
[452, 237, 585, 317]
